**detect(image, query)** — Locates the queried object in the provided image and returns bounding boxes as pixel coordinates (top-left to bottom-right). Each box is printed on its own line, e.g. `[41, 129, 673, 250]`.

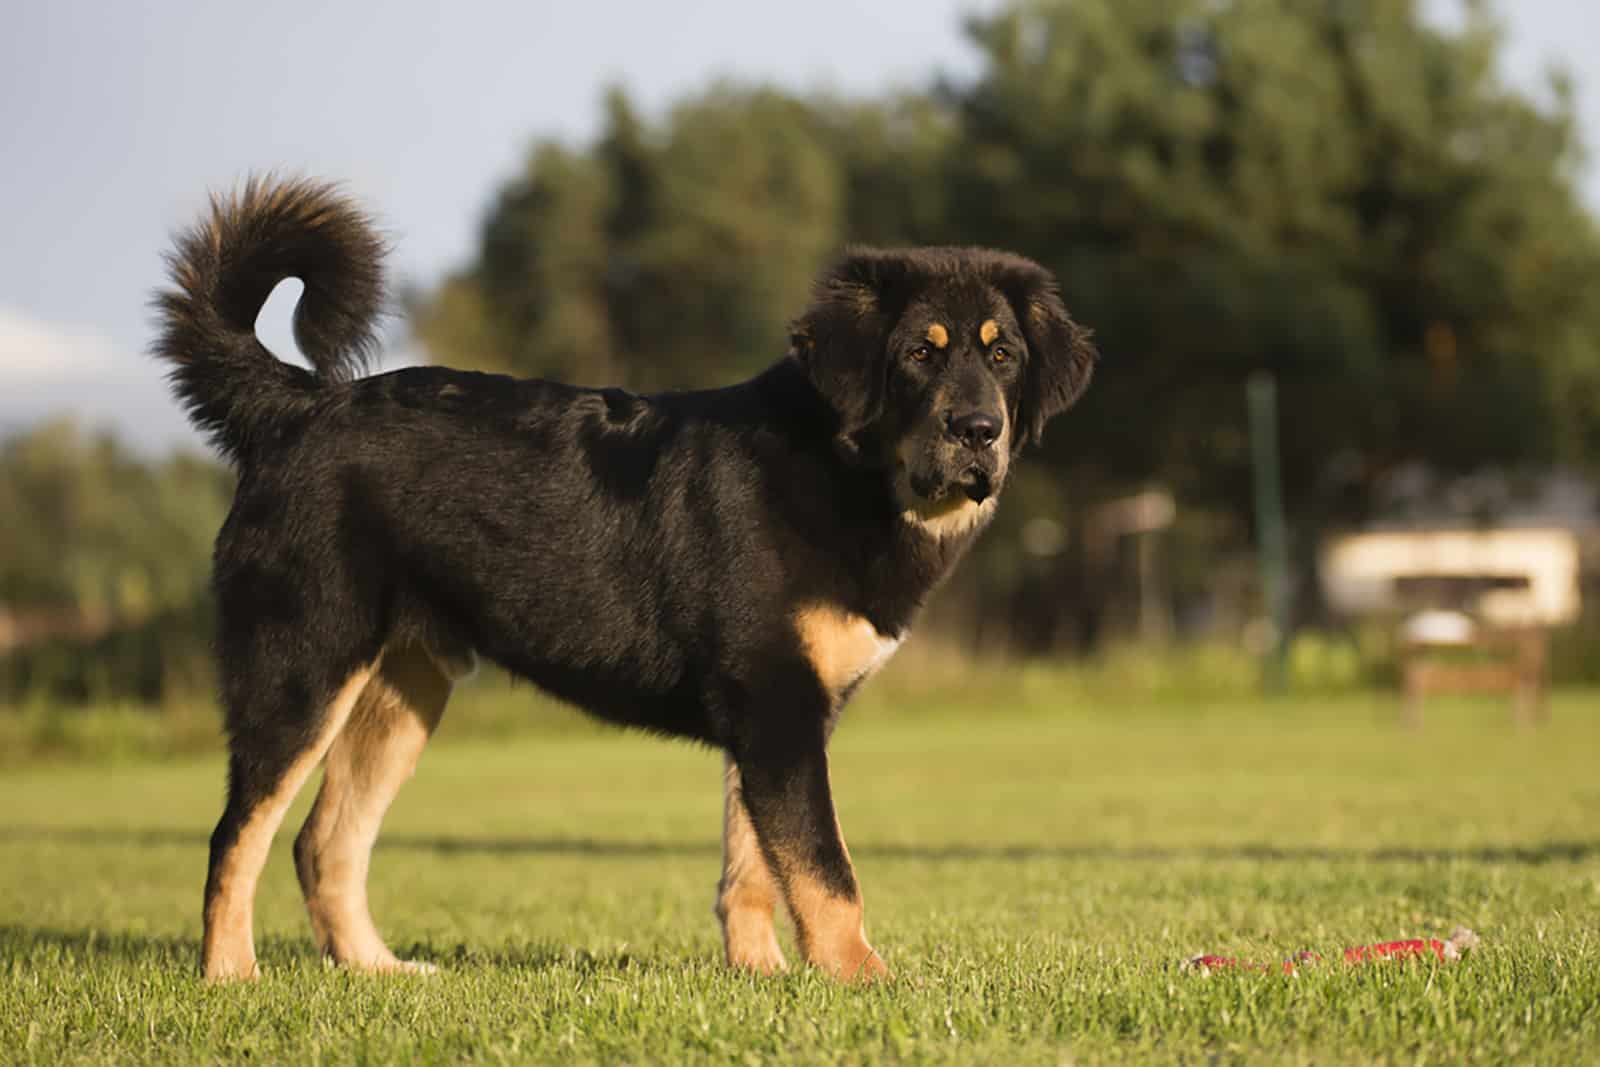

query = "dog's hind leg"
[203, 663, 375, 981]
[716, 758, 789, 973]
[293, 642, 452, 973]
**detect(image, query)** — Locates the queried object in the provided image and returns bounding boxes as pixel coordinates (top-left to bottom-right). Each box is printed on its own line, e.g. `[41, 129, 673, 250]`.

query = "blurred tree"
[11, 0, 1597, 708]
[630, 85, 846, 385]
[0, 421, 233, 703]
[418, 2, 1599, 502]
[0, 420, 231, 615]
[405, 0, 1600, 652]
[429, 140, 617, 382]
[419, 84, 847, 389]
[943, 0, 1600, 645]
[950, 0, 1600, 523]
[816, 92, 958, 245]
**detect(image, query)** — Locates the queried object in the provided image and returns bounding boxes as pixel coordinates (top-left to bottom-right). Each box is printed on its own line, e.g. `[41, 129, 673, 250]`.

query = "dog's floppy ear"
[790, 249, 910, 436]
[998, 262, 1098, 451]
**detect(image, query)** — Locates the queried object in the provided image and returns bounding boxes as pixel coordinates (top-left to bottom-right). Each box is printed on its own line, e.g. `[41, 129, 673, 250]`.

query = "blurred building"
[1320, 466, 1597, 629]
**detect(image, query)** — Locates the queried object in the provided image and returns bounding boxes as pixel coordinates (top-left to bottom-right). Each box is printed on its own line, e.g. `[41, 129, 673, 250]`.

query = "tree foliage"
[419, 0, 1600, 531]
[950, 0, 1600, 517]
[0, 420, 232, 615]
[418, 86, 851, 389]
[408, 0, 1600, 649]
[8, 0, 1599, 703]
[0, 421, 233, 703]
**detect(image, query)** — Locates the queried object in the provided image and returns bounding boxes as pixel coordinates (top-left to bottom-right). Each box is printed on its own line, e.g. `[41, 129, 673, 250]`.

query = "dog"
[152, 176, 1096, 982]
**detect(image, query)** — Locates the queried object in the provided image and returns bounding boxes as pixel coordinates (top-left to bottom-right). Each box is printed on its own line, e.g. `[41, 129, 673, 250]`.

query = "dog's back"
[154, 182, 877, 740]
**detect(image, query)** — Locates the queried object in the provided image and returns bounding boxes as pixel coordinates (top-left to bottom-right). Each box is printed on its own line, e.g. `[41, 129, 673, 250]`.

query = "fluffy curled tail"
[151, 176, 387, 462]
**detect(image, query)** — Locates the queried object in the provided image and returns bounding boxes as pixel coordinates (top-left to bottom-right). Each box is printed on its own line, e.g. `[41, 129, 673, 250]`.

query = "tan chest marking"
[794, 605, 904, 695]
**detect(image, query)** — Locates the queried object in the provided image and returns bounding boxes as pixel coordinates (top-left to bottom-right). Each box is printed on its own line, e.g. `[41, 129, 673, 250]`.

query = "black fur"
[154, 177, 1097, 976]
[152, 176, 387, 463]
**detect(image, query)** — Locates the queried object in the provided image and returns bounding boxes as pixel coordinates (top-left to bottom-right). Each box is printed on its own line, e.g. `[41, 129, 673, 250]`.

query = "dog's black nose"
[948, 411, 1001, 451]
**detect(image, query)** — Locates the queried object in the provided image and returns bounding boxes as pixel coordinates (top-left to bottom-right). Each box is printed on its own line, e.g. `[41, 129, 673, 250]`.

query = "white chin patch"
[900, 495, 997, 540]
[894, 464, 998, 540]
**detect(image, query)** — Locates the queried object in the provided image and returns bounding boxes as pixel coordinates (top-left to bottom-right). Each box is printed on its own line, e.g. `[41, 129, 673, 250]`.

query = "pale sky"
[2, 0, 1595, 454]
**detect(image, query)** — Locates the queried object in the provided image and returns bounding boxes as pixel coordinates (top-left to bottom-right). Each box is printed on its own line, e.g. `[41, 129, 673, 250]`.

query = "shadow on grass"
[2, 825, 1596, 865]
[0, 926, 343, 972]
[422, 940, 709, 975]
[0, 924, 200, 967]
[0, 923, 705, 977]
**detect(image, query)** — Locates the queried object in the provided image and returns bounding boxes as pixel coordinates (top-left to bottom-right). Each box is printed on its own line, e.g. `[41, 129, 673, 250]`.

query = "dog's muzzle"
[959, 467, 993, 503]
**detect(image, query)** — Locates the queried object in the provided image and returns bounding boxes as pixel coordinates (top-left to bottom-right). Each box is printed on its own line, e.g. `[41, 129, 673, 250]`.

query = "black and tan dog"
[152, 177, 1096, 982]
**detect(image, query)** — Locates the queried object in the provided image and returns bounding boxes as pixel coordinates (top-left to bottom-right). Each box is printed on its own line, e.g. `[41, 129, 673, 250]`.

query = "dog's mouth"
[896, 430, 1006, 512]
[903, 463, 997, 508]
[958, 467, 992, 504]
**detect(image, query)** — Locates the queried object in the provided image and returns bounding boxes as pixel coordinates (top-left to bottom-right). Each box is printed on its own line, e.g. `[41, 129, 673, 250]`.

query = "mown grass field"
[1, 677, 1597, 1064]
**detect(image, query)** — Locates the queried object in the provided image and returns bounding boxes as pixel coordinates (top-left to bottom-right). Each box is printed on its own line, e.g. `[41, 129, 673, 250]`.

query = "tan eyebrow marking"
[925, 323, 949, 349]
[980, 319, 999, 345]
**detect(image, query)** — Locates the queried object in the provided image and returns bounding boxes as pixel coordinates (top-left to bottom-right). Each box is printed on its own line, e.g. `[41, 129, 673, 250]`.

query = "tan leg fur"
[292, 642, 452, 974]
[715, 759, 789, 974]
[202, 666, 374, 981]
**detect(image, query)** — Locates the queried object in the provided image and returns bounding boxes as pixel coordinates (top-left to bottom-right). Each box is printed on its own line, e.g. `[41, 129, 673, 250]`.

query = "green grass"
[1, 685, 1598, 1064]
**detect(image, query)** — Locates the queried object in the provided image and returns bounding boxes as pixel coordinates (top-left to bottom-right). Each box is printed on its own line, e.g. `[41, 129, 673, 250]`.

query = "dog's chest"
[793, 605, 904, 698]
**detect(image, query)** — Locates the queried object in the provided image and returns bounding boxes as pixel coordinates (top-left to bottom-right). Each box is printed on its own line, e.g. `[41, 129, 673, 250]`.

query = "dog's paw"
[723, 906, 789, 975]
[388, 958, 439, 976]
[810, 938, 889, 983]
[202, 956, 261, 983]
[853, 948, 890, 982]
[343, 956, 438, 977]
[728, 937, 789, 976]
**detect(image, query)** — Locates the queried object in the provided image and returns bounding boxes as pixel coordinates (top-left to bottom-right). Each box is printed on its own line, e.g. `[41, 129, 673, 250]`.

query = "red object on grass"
[1184, 928, 1477, 974]
[1344, 927, 1480, 963]
[1184, 950, 1321, 974]
[1344, 938, 1443, 963]
[1186, 955, 1272, 973]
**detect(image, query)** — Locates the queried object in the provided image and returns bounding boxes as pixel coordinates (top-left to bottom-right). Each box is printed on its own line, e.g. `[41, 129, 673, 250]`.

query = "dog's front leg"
[732, 713, 887, 982]
[716, 757, 789, 973]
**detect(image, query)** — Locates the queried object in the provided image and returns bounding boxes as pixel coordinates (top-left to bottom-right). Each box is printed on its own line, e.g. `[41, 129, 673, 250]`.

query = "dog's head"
[792, 248, 1097, 523]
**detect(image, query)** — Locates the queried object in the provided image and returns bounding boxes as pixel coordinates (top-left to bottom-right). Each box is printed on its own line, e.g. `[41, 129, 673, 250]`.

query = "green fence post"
[1248, 373, 1290, 692]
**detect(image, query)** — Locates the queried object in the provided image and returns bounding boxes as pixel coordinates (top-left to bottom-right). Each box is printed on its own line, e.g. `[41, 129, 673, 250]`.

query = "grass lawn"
[1, 682, 1597, 1064]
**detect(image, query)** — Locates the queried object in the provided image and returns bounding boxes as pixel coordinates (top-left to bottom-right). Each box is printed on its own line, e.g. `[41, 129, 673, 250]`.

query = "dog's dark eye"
[910, 345, 931, 362]
[992, 346, 1009, 363]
